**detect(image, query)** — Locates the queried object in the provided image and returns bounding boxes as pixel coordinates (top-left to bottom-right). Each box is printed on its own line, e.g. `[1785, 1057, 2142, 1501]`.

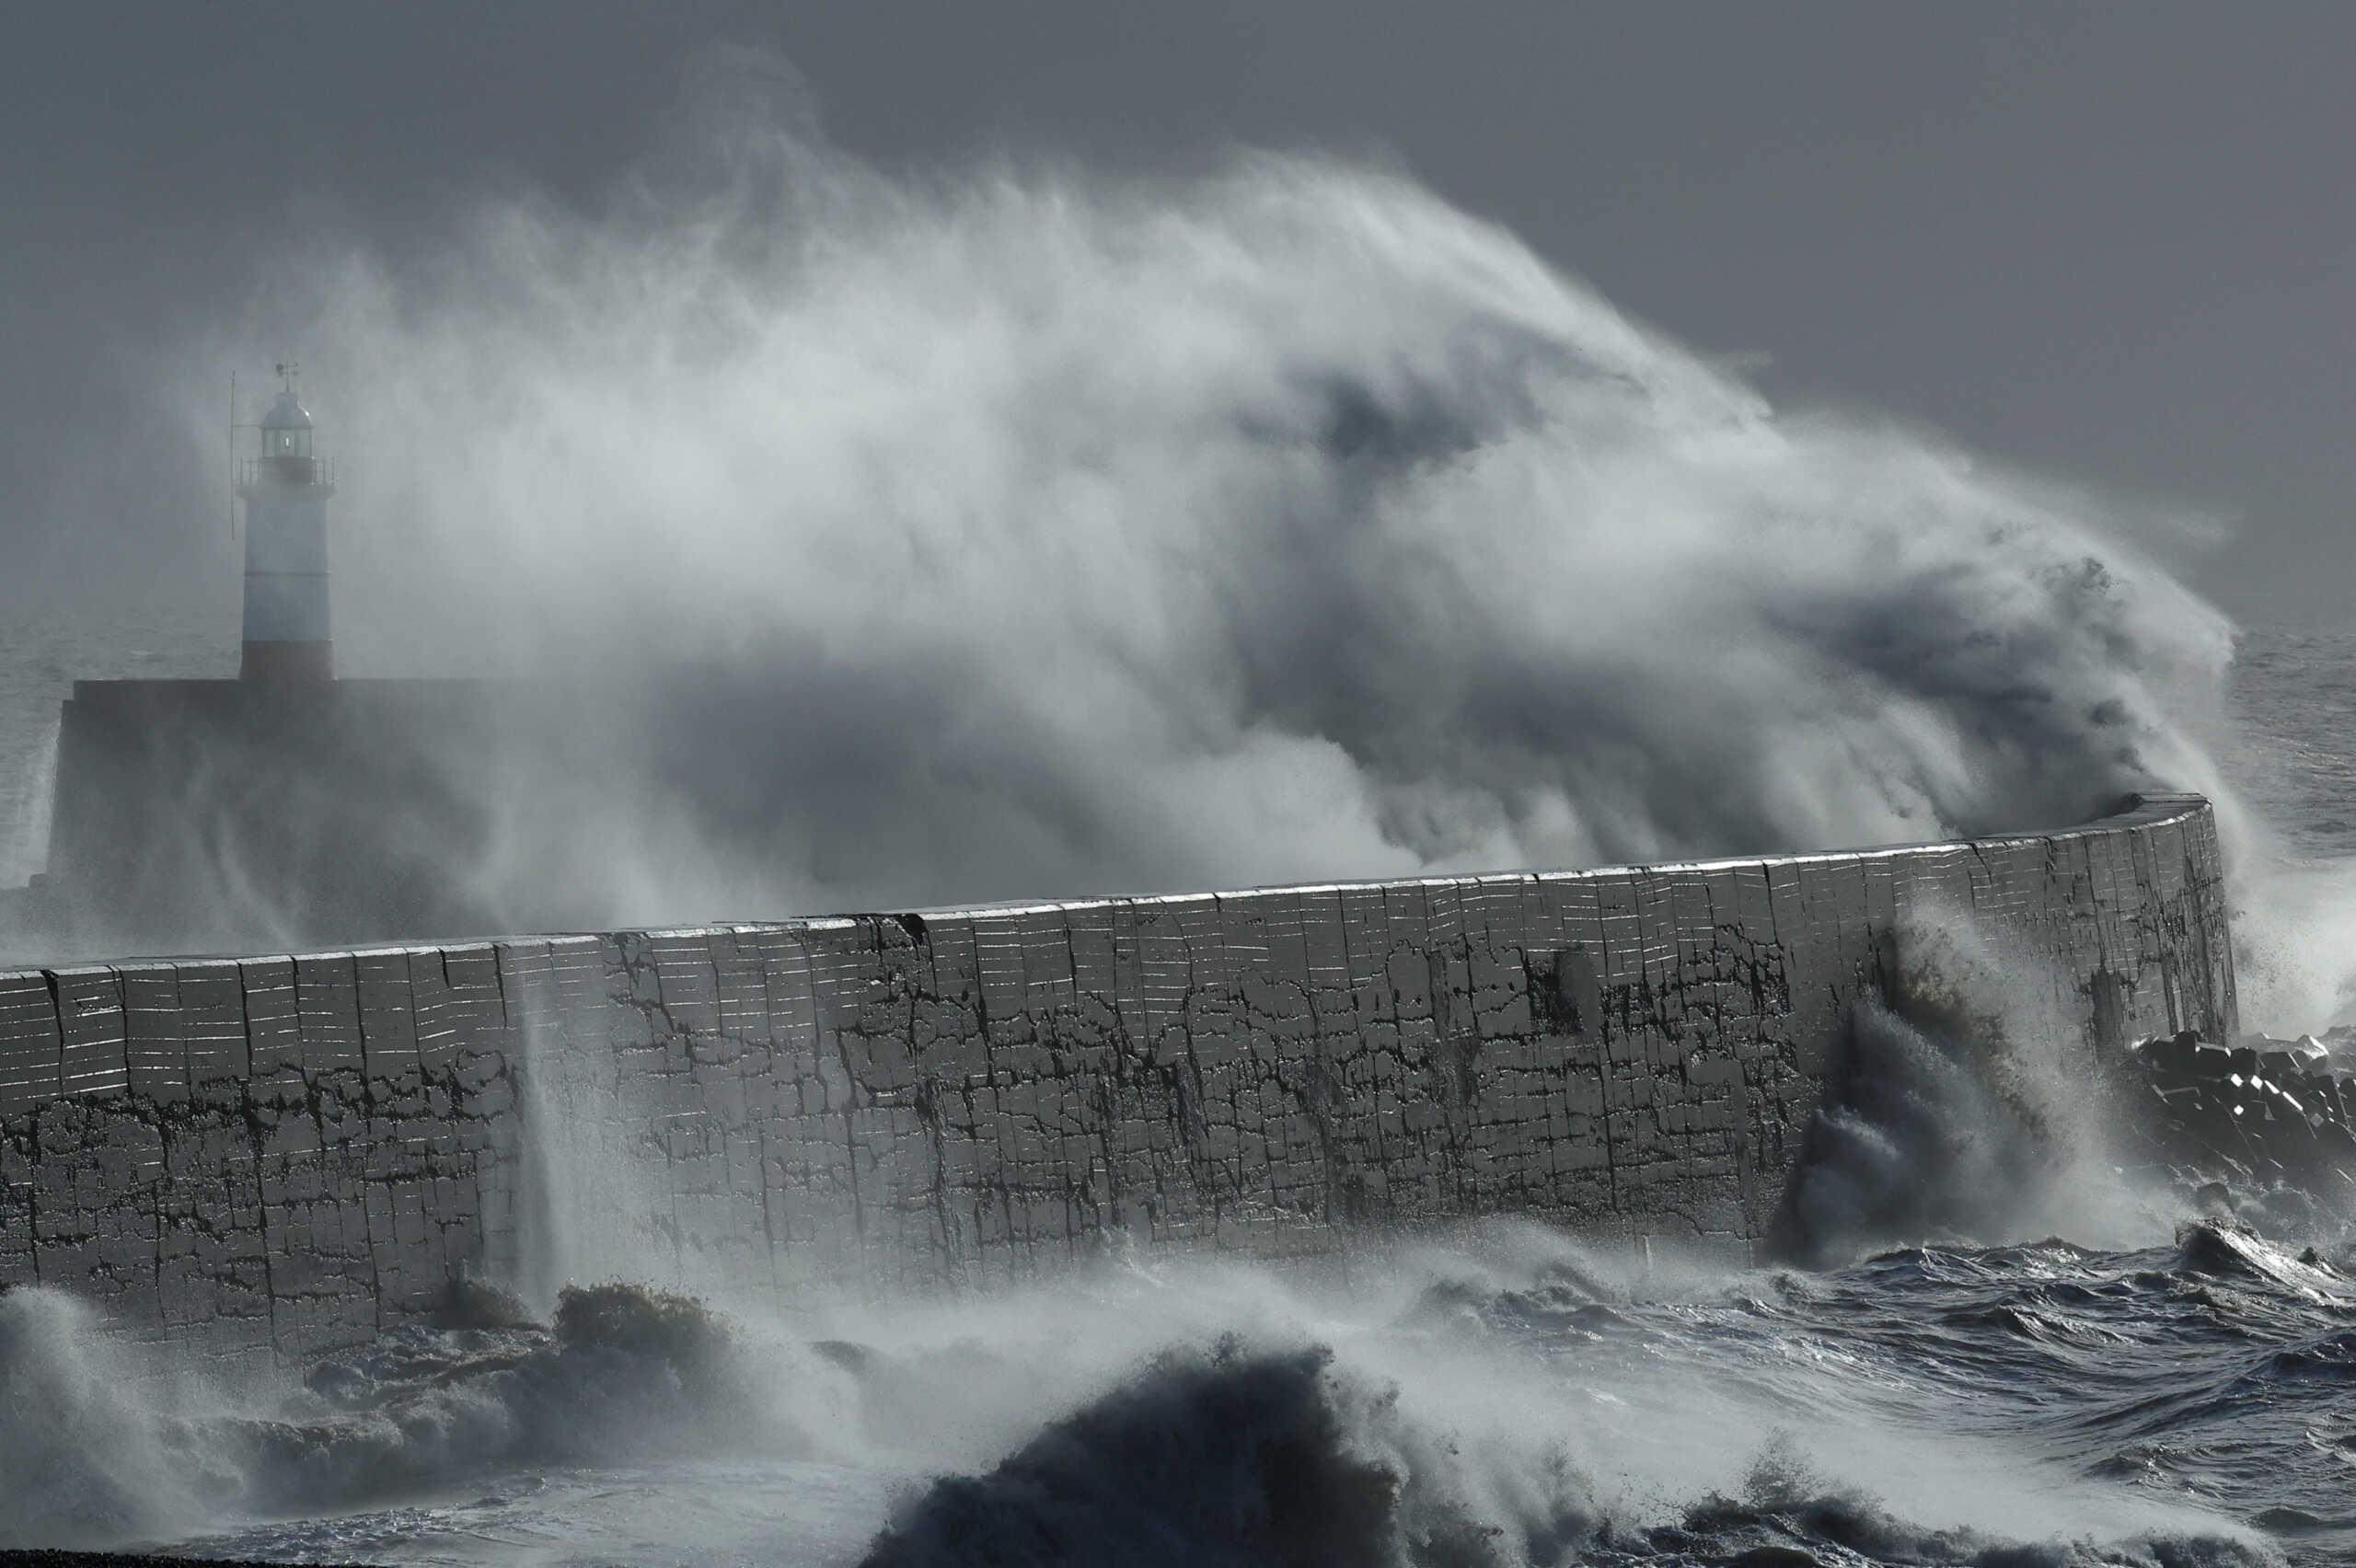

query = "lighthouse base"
[240, 640, 334, 681]
[39, 677, 501, 955]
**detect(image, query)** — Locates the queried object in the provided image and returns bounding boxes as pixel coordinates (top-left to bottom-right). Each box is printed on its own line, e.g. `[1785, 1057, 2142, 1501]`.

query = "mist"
[130, 99, 2246, 952]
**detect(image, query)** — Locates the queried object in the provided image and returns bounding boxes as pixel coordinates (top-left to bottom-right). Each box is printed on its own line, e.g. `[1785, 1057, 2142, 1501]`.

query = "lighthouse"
[236, 369, 337, 681]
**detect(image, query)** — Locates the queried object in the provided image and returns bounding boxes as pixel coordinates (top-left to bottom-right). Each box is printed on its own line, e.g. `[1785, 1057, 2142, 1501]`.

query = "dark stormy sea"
[3, 624, 2356, 1568]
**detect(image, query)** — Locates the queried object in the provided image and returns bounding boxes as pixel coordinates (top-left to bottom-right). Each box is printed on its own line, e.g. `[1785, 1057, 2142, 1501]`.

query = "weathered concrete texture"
[0, 794, 2234, 1357]
[0, 949, 523, 1366]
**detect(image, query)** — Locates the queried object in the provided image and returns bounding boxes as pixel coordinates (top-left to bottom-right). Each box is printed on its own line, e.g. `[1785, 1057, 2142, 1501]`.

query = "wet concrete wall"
[0, 794, 2234, 1359]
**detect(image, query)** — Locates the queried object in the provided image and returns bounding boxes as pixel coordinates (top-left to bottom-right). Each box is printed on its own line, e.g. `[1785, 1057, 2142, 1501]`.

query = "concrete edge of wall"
[0, 790, 2212, 997]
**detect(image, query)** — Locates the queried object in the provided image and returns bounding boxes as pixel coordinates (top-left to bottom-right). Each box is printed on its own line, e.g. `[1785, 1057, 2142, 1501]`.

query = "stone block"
[52, 965, 127, 1099]
[648, 930, 722, 1036]
[178, 961, 249, 1090]
[354, 948, 421, 1085]
[0, 970, 63, 1115]
[294, 953, 363, 1076]
[120, 963, 187, 1103]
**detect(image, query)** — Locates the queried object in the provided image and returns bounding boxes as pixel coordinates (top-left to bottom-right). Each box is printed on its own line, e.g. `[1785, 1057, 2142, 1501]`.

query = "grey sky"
[4, 1, 2351, 623]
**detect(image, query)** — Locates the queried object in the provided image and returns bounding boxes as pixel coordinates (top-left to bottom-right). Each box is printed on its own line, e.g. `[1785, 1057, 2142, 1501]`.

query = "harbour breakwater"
[0, 793, 2234, 1364]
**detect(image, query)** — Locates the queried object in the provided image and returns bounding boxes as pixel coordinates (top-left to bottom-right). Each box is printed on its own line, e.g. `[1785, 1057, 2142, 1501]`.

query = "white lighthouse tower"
[236, 367, 337, 681]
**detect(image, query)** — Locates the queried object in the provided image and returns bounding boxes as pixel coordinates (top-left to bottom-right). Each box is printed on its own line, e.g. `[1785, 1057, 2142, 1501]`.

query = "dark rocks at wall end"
[2119, 1025, 2356, 1201]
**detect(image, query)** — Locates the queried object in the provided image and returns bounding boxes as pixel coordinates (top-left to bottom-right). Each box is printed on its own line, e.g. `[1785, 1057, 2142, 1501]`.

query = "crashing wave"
[0, 1280, 820, 1551]
[857, 1332, 2270, 1568]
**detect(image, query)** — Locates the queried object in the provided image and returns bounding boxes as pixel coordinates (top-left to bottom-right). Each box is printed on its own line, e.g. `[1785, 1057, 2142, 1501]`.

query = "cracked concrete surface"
[0, 795, 2235, 1360]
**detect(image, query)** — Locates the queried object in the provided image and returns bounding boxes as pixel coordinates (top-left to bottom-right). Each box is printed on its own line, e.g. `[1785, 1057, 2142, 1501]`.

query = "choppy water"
[13, 1222, 2356, 1567]
[3, 620, 2356, 1565]
[2229, 630, 2356, 862]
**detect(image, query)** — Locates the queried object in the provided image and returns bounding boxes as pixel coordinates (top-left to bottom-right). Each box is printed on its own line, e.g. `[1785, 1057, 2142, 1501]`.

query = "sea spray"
[859, 1340, 1595, 1568]
[0, 1288, 217, 1549]
[0, 713, 57, 889]
[1775, 902, 2191, 1266]
[0, 1282, 843, 1551]
[165, 98, 2264, 984]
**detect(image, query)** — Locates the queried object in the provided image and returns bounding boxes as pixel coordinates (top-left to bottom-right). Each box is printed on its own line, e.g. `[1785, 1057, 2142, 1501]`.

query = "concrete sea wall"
[0, 794, 2234, 1361]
